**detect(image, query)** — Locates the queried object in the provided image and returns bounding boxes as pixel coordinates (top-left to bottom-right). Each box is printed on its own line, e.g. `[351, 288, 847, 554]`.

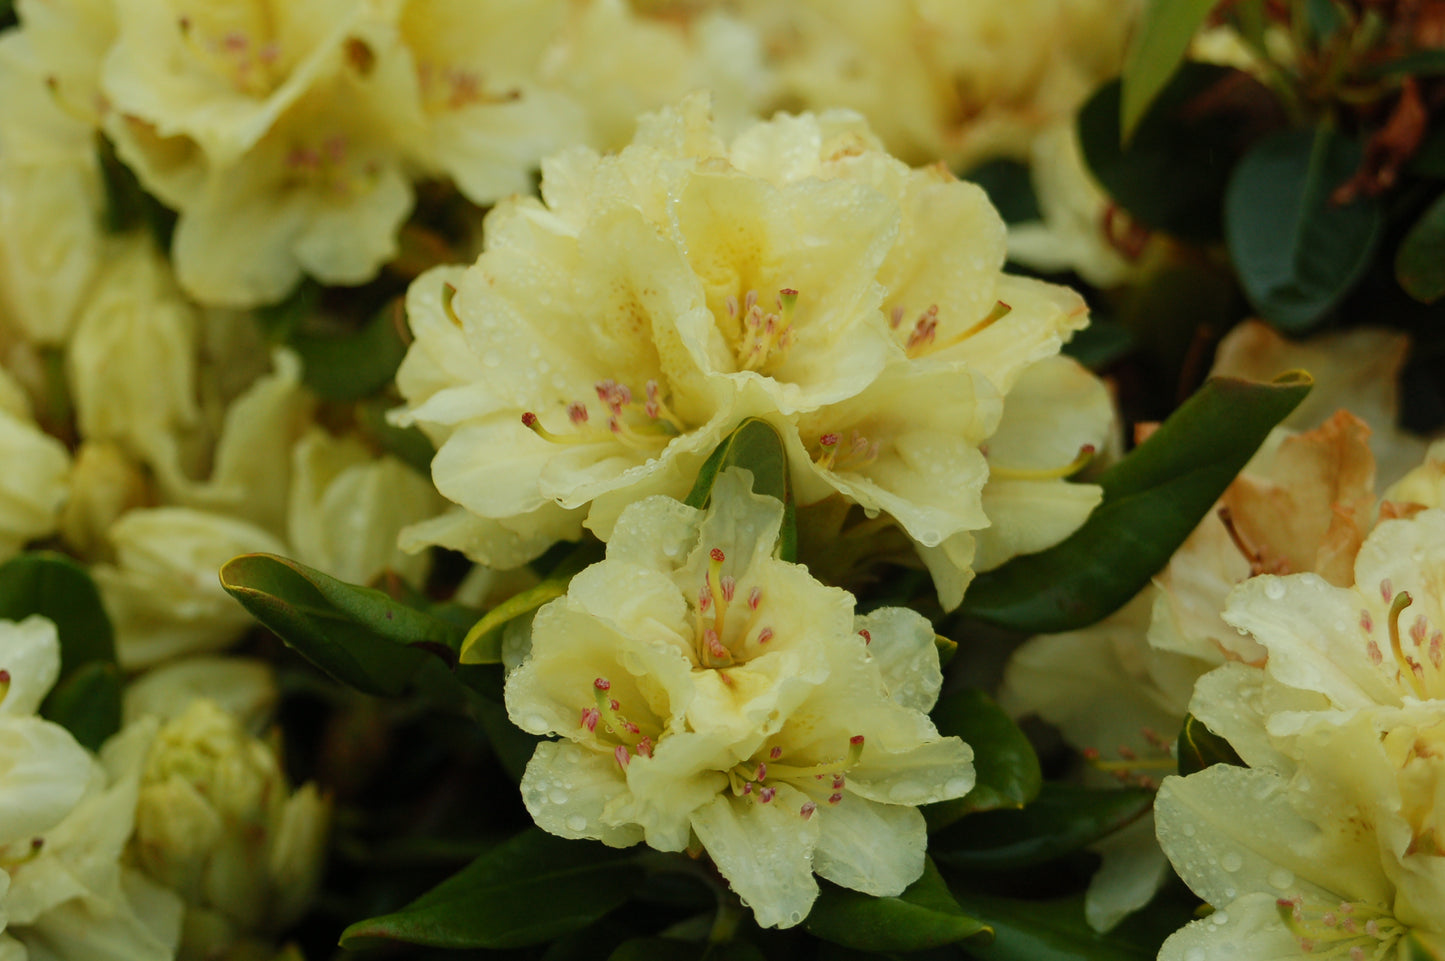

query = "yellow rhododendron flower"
[398, 96, 1102, 608]
[504, 470, 974, 928]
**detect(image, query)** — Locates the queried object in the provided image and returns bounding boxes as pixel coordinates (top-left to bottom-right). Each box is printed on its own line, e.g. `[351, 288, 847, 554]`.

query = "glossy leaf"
[0, 552, 116, 675]
[1397, 192, 1445, 304]
[930, 784, 1153, 872]
[1225, 126, 1383, 331]
[459, 543, 600, 665]
[1079, 65, 1243, 242]
[1119, 0, 1216, 140]
[220, 553, 464, 696]
[925, 689, 1042, 830]
[1176, 714, 1245, 777]
[609, 939, 766, 961]
[292, 298, 410, 401]
[339, 829, 643, 950]
[947, 889, 1184, 961]
[958, 374, 1310, 633]
[805, 859, 991, 952]
[684, 418, 796, 562]
[40, 660, 122, 752]
[0, 552, 121, 746]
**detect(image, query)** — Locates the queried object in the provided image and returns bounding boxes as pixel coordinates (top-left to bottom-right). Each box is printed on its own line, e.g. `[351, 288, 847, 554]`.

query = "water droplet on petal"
[565, 814, 587, 832]
[1221, 852, 1243, 872]
[1268, 868, 1294, 889]
[1264, 580, 1285, 600]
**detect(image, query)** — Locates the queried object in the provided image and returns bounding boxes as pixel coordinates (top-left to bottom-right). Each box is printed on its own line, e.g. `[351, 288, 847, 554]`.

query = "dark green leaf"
[292, 299, 410, 401]
[1079, 64, 1243, 241]
[0, 552, 116, 676]
[609, 939, 766, 961]
[684, 418, 796, 562]
[1304, 0, 1347, 41]
[0, 553, 121, 747]
[1365, 49, 1445, 80]
[355, 397, 435, 476]
[0, 0, 15, 30]
[958, 374, 1310, 633]
[473, 682, 542, 782]
[1397, 191, 1445, 303]
[962, 159, 1041, 225]
[1062, 320, 1134, 370]
[1118, 0, 1217, 140]
[805, 859, 991, 952]
[40, 661, 122, 752]
[96, 134, 177, 247]
[925, 690, 1042, 830]
[1176, 714, 1245, 777]
[1225, 126, 1383, 331]
[930, 784, 1153, 872]
[949, 889, 1183, 961]
[220, 553, 464, 696]
[254, 279, 321, 343]
[460, 542, 600, 664]
[339, 829, 644, 950]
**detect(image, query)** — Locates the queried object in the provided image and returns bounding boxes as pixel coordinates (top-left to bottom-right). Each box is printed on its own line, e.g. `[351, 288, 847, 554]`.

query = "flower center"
[582, 677, 658, 770]
[281, 134, 379, 200]
[1081, 726, 1176, 792]
[890, 300, 1012, 359]
[1275, 896, 1405, 960]
[1369, 588, 1445, 701]
[727, 288, 799, 373]
[691, 549, 773, 670]
[521, 378, 684, 453]
[811, 430, 881, 473]
[415, 62, 520, 113]
[725, 736, 866, 819]
[177, 9, 282, 96]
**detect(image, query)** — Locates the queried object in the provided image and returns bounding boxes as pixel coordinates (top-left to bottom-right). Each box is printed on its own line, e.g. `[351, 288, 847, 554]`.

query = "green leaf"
[1396, 192, 1445, 303]
[957, 374, 1310, 633]
[1062, 320, 1134, 371]
[1303, 0, 1347, 42]
[254, 279, 321, 343]
[339, 828, 644, 950]
[0, 552, 121, 747]
[684, 418, 796, 562]
[355, 397, 435, 476]
[1175, 713, 1244, 777]
[962, 159, 1041, 225]
[947, 890, 1178, 961]
[925, 690, 1042, 830]
[1225, 126, 1383, 332]
[459, 542, 600, 665]
[292, 299, 410, 401]
[1119, 0, 1217, 141]
[95, 133, 177, 247]
[1079, 64, 1242, 241]
[1365, 49, 1445, 80]
[0, 552, 116, 675]
[609, 939, 766, 961]
[40, 661, 122, 752]
[930, 784, 1153, 872]
[805, 859, 991, 952]
[220, 553, 465, 696]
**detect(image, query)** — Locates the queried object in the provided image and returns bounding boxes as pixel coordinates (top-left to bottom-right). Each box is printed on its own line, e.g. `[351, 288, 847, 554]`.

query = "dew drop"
[1264, 580, 1285, 600]
[1211, 910, 1229, 926]
[887, 781, 926, 803]
[1182, 823, 1196, 837]
[1268, 868, 1294, 889]
[789, 912, 802, 924]
[524, 714, 548, 731]
[944, 776, 972, 796]
[1185, 949, 1206, 961]
[565, 814, 587, 832]
[1221, 852, 1243, 873]
[550, 789, 569, 805]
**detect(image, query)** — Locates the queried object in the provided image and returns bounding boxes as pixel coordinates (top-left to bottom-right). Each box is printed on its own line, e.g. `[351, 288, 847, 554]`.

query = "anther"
[748, 587, 762, 610]
[580, 707, 600, 731]
[635, 736, 653, 758]
[828, 793, 843, 805]
[755, 627, 774, 645]
[770, 746, 782, 760]
[758, 786, 776, 803]
[858, 629, 871, 645]
[614, 745, 630, 769]
[755, 762, 768, 782]
[800, 802, 817, 820]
